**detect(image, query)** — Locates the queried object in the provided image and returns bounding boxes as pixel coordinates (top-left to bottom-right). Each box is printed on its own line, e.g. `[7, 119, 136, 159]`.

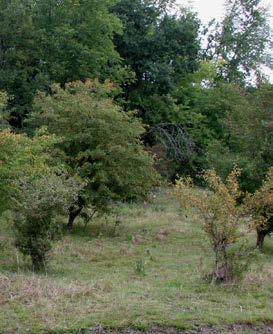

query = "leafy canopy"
[113, 0, 200, 124]
[205, 0, 271, 84]
[0, 0, 123, 127]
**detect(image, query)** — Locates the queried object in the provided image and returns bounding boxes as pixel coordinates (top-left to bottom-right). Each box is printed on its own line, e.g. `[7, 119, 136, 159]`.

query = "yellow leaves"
[176, 165, 273, 248]
[226, 166, 242, 198]
[0, 129, 55, 182]
[243, 166, 273, 231]
[175, 167, 242, 246]
[174, 176, 201, 211]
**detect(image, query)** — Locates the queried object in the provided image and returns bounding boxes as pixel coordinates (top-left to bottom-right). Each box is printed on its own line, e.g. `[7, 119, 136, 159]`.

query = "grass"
[0, 188, 273, 334]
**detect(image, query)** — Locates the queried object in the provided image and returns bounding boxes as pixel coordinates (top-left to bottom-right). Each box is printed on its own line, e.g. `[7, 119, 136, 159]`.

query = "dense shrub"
[0, 127, 83, 270]
[0, 92, 9, 129]
[0, 128, 82, 269]
[13, 175, 82, 270]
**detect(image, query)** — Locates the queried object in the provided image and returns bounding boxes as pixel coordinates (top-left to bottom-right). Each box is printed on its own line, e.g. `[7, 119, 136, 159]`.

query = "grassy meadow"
[0, 189, 273, 334]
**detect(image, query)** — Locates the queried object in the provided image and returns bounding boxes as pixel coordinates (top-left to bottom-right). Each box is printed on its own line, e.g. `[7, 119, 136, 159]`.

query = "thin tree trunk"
[213, 244, 229, 282]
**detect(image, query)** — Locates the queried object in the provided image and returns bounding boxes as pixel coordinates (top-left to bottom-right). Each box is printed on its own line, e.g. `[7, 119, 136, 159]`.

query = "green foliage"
[172, 78, 273, 189]
[169, 68, 249, 179]
[175, 168, 254, 282]
[0, 129, 57, 213]
[205, 0, 271, 84]
[0, 91, 9, 129]
[0, 0, 41, 127]
[0, 92, 7, 106]
[33, 0, 122, 84]
[207, 83, 273, 193]
[0, 0, 123, 127]
[28, 80, 158, 227]
[0, 127, 81, 269]
[13, 175, 82, 271]
[143, 62, 272, 185]
[113, 0, 200, 124]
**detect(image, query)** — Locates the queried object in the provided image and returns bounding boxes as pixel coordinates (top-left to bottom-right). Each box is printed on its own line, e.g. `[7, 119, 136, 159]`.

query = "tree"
[33, 0, 123, 85]
[28, 80, 158, 230]
[169, 64, 273, 187]
[0, 0, 123, 127]
[113, 0, 200, 124]
[205, 0, 271, 84]
[0, 0, 42, 127]
[175, 168, 253, 283]
[165, 63, 247, 179]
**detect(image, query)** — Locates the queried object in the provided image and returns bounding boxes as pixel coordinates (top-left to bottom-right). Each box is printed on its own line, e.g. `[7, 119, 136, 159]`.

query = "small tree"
[0, 128, 83, 270]
[13, 175, 82, 270]
[175, 168, 246, 283]
[205, 0, 270, 84]
[28, 80, 158, 230]
[244, 167, 273, 251]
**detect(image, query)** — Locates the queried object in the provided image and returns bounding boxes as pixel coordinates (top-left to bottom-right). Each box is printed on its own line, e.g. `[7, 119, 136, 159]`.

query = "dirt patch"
[77, 324, 273, 334]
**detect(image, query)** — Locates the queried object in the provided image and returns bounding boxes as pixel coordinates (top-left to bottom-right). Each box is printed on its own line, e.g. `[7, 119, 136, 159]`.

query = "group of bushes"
[175, 167, 273, 283]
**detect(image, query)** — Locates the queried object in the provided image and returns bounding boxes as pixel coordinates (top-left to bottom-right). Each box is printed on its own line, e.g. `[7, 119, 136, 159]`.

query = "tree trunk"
[31, 252, 47, 272]
[213, 244, 229, 283]
[67, 206, 83, 230]
[256, 230, 265, 251]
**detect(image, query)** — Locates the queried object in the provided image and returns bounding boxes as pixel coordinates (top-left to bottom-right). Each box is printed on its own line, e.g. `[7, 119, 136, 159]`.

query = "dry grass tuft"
[245, 267, 273, 285]
[0, 272, 95, 306]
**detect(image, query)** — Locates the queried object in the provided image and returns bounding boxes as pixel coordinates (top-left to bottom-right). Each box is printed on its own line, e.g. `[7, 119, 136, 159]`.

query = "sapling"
[175, 168, 249, 282]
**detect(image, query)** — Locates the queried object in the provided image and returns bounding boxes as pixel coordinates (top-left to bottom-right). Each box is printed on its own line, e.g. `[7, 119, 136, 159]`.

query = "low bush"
[13, 175, 82, 271]
[175, 168, 254, 283]
[244, 167, 273, 251]
[0, 128, 83, 270]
